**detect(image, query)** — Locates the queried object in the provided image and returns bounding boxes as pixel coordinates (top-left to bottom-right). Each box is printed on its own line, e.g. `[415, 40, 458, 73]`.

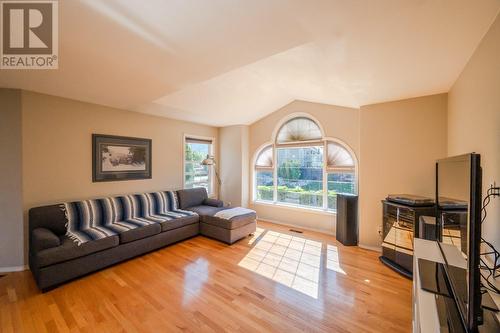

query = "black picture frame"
[92, 134, 152, 182]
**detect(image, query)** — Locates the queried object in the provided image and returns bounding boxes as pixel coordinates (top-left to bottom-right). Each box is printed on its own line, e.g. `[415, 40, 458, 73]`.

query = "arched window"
[255, 145, 274, 201]
[254, 115, 357, 212]
[326, 142, 354, 169]
[276, 117, 322, 143]
[255, 145, 273, 168]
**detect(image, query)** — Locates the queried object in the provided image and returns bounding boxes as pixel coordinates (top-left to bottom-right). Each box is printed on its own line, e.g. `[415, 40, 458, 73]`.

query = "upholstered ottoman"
[199, 207, 257, 244]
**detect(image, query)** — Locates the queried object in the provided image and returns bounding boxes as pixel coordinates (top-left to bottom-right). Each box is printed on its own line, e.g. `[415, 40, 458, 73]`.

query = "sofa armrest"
[32, 228, 61, 253]
[203, 198, 224, 208]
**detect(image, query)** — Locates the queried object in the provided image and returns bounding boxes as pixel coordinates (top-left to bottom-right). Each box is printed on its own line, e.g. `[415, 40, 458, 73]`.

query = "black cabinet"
[336, 194, 358, 246]
[380, 200, 435, 278]
[418, 215, 437, 241]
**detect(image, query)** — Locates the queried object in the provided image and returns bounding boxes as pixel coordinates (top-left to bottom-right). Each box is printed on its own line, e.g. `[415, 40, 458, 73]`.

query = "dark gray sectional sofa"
[177, 188, 258, 244]
[29, 188, 256, 291]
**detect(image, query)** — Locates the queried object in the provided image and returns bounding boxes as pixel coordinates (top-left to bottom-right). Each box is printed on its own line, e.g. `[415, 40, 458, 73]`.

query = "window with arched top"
[254, 145, 274, 201]
[254, 115, 357, 212]
[326, 141, 355, 170]
[276, 117, 322, 143]
[255, 145, 273, 168]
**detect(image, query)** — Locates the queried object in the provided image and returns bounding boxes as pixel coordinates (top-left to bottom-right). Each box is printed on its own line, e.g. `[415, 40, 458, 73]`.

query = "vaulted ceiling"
[1, 0, 499, 126]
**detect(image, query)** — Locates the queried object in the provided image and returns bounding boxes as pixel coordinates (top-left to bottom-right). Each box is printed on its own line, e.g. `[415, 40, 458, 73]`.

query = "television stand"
[413, 239, 500, 332]
[379, 255, 412, 279]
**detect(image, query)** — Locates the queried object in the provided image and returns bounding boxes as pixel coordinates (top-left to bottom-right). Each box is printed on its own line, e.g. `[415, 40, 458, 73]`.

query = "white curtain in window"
[326, 141, 354, 169]
[276, 117, 322, 143]
[255, 145, 273, 168]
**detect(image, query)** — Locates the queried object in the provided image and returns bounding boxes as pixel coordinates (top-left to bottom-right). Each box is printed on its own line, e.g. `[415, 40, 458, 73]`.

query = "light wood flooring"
[0, 221, 412, 333]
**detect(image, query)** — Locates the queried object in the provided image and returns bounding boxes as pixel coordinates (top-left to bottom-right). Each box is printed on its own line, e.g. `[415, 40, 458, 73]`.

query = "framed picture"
[92, 134, 152, 182]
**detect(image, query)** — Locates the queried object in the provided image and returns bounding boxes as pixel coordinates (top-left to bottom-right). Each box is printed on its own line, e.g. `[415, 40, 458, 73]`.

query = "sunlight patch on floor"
[247, 227, 266, 245]
[238, 230, 343, 299]
[326, 244, 346, 275]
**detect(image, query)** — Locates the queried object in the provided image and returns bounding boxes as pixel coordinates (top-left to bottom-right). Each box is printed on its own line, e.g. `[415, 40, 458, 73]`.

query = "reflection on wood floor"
[239, 228, 347, 299]
[382, 222, 414, 255]
[0, 221, 411, 333]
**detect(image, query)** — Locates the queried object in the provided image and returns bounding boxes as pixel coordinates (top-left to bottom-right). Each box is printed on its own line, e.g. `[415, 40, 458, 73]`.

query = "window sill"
[253, 200, 336, 216]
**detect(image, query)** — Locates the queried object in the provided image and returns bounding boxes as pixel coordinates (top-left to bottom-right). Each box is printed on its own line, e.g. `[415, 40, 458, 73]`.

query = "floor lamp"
[201, 155, 222, 198]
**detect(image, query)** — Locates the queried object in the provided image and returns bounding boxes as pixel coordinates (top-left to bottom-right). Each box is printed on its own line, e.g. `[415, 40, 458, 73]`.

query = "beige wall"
[247, 96, 446, 246]
[448, 13, 500, 250]
[248, 100, 360, 235]
[359, 94, 448, 247]
[0, 89, 24, 270]
[219, 125, 249, 207]
[22, 91, 219, 209]
[241, 126, 250, 208]
[19, 91, 218, 265]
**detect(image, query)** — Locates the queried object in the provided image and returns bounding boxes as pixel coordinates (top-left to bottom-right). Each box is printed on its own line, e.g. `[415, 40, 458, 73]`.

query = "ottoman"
[200, 207, 257, 244]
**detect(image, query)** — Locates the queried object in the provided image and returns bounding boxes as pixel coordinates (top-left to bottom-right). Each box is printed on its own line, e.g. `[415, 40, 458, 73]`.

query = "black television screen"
[436, 153, 482, 331]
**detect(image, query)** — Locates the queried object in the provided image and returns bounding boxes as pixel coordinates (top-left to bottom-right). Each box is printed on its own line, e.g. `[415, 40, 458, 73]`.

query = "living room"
[1, 1, 499, 332]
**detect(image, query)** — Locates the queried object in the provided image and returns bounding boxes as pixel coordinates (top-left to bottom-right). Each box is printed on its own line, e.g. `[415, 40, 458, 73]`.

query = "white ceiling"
[1, 0, 499, 126]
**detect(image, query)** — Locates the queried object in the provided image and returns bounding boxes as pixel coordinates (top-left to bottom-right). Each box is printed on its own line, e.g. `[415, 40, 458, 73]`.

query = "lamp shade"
[201, 155, 215, 165]
[200, 154, 221, 188]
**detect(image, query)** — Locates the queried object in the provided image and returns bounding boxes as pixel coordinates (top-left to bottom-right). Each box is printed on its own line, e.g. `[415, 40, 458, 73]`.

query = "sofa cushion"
[177, 188, 208, 209]
[200, 220, 256, 244]
[203, 213, 256, 230]
[138, 191, 179, 215]
[119, 223, 161, 244]
[203, 198, 224, 207]
[120, 195, 144, 220]
[29, 205, 68, 237]
[35, 235, 119, 268]
[160, 215, 199, 232]
[32, 228, 61, 253]
[186, 205, 225, 218]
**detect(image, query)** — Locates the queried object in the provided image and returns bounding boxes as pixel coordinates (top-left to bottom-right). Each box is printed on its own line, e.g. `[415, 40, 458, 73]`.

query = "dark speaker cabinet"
[380, 200, 435, 278]
[336, 194, 358, 246]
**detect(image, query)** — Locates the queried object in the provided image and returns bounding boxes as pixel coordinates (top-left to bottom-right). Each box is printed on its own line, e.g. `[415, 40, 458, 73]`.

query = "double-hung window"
[184, 136, 213, 195]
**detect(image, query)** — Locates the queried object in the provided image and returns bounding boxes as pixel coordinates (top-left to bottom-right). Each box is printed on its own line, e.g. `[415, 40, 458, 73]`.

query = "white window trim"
[183, 133, 216, 197]
[251, 115, 359, 215]
[253, 199, 336, 216]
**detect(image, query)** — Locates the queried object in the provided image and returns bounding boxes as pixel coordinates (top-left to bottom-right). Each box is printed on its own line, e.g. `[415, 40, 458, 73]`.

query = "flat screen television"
[436, 153, 482, 331]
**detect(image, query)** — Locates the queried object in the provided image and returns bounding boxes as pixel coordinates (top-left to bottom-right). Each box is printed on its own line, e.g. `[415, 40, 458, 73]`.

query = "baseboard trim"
[258, 218, 335, 236]
[358, 244, 382, 253]
[0, 265, 28, 273]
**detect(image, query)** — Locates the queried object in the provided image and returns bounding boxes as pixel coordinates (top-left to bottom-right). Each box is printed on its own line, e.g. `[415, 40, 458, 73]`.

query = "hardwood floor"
[0, 221, 412, 333]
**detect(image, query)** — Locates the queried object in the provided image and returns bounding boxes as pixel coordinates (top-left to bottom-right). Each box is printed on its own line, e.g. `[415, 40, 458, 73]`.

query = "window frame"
[275, 116, 323, 144]
[252, 115, 358, 214]
[275, 143, 325, 209]
[324, 137, 358, 211]
[183, 134, 216, 197]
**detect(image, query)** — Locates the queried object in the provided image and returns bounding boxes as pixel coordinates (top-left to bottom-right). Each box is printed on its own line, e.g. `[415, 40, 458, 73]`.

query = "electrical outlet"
[377, 225, 382, 238]
[491, 182, 500, 196]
